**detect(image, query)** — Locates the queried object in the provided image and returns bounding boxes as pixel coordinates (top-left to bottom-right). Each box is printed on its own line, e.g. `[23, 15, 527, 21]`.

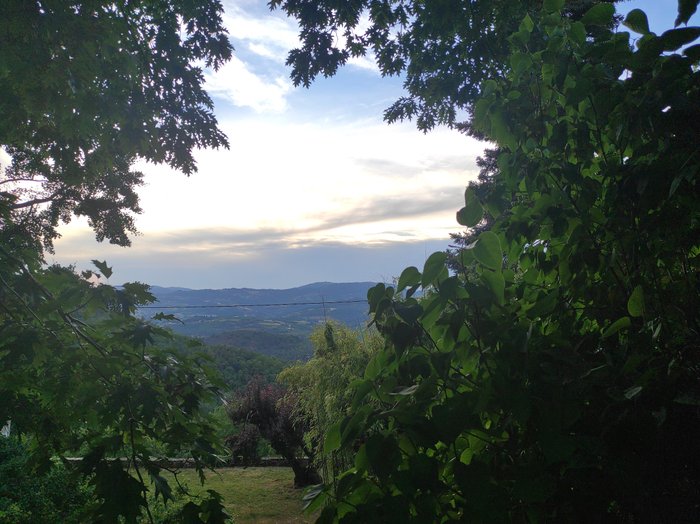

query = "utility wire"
[139, 299, 367, 309]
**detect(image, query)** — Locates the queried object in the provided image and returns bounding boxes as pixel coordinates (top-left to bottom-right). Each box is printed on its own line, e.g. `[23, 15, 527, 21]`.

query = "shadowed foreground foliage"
[276, 1, 700, 522]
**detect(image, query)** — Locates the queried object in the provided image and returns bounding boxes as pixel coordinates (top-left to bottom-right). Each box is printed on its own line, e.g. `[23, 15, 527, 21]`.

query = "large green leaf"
[472, 231, 502, 271]
[659, 27, 700, 50]
[324, 423, 341, 453]
[397, 266, 421, 292]
[581, 3, 615, 26]
[456, 187, 483, 227]
[543, 0, 565, 13]
[482, 270, 505, 305]
[627, 285, 645, 318]
[623, 9, 651, 34]
[602, 317, 632, 338]
[422, 252, 448, 285]
[676, 0, 700, 26]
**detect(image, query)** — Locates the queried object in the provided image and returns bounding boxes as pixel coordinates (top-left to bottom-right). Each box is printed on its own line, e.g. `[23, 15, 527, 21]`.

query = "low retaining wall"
[65, 457, 308, 468]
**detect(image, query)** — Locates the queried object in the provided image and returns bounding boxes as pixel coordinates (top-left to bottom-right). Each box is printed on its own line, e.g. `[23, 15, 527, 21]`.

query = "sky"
[49, 0, 693, 289]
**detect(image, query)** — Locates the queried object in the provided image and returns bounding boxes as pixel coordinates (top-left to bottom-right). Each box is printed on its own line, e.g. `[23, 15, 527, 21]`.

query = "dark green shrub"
[0, 438, 92, 524]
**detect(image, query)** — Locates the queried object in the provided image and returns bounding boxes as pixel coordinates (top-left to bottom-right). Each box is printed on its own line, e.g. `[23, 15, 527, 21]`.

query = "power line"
[139, 298, 367, 309]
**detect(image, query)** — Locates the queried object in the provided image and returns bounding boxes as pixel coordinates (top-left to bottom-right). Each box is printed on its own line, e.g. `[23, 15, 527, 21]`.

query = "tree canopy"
[0, 0, 231, 247]
[1, 1, 234, 522]
[271, 0, 617, 132]
[277, 1, 700, 522]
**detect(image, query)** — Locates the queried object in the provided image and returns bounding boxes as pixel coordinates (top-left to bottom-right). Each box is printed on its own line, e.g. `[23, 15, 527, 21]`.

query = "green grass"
[171, 467, 315, 523]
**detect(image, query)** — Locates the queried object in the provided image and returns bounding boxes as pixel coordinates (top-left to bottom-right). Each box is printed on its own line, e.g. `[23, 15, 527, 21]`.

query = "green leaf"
[390, 384, 419, 396]
[623, 9, 650, 34]
[684, 43, 700, 61]
[510, 52, 533, 77]
[302, 484, 327, 512]
[627, 285, 645, 317]
[676, 0, 700, 26]
[92, 259, 113, 279]
[324, 423, 341, 453]
[602, 316, 631, 338]
[472, 231, 502, 271]
[520, 14, 535, 33]
[482, 271, 505, 305]
[397, 266, 421, 292]
[456, 187, 483, 227]
[569, 21, 587, 45]
[674, 393, 700, 406]
[581, 3, 615, 26]
[152, 312, 184, 324]
[624, 385, 643, 400]
[490, 110, 517, 150]
[422, 252, 448, 285]
[659, 27, 700, 51]
[543, 0, 565, 13]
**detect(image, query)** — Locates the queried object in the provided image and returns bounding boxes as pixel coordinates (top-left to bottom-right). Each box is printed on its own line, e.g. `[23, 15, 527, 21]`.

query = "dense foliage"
[1, 1, 234, 522]
[158, 334, 287, 391]
[288, 1, 700, 522]
[0, 438, 92, 524]
[271, 0, 618, 133]
[205, 344, 286, 391]
[0, 0, 231, 246]
[204, 329, 313, 362]
[0, 256, 230, 522]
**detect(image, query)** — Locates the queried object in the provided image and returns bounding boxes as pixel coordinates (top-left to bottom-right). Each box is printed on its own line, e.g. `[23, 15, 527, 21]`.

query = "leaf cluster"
[271, 0, 620, 133]
[0, 248, 230, 522]
[0, 0, 232, 247]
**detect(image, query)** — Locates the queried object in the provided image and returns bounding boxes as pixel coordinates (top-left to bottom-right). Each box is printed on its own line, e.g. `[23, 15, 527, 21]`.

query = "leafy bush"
[299, 3, 700, 522]
[0, 438, 92, 524]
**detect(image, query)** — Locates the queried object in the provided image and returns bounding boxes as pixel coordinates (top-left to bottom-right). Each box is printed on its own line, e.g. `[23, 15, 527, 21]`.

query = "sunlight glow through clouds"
[130, 118, 482, 237]
[51, 0, 485, 288]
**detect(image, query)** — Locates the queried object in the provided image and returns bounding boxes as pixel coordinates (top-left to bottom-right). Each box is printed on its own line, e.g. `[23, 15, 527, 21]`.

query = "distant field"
[170, 467, 315, 523]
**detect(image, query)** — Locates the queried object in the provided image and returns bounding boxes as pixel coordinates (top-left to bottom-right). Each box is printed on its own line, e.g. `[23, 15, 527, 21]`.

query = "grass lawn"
[172, 467, 315, 523]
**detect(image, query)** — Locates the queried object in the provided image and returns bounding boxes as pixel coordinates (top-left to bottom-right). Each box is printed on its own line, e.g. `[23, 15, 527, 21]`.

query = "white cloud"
[223, 1, 299, 62]
[247, 42, 283, 61]
[204, 55, 292, 113]
[347, 54, 380, 73]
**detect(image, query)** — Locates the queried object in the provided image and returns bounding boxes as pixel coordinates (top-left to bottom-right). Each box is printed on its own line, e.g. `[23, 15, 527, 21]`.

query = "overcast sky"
[49, 0, 691, 289]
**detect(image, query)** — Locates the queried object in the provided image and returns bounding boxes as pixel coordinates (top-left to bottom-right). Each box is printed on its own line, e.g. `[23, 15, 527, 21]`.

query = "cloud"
[204, 55, 292, 113]
[50, 231, 453, 289]
[201, 1, 300, 112]
[55, 188, 462, 261]
[223, 0, 299, 60]
[353, 155, 478, 178]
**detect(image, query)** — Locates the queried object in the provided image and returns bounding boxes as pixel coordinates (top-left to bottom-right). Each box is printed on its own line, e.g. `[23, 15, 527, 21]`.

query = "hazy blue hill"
[145, 282, 376, 359]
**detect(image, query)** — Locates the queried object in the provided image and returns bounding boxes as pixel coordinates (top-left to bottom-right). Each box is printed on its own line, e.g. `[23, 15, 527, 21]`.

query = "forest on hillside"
[2, 0, 699, 523]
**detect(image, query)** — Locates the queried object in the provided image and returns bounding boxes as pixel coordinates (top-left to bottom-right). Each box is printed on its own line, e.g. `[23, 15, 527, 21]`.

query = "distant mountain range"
[144, 282, 377, 361]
